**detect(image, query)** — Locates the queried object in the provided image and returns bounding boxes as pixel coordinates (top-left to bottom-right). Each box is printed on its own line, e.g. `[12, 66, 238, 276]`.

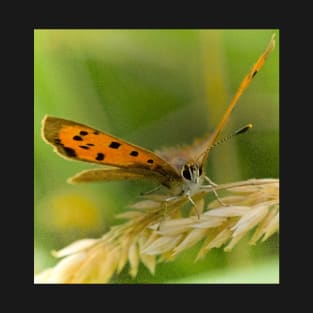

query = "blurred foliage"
[34, 29, 279, 283]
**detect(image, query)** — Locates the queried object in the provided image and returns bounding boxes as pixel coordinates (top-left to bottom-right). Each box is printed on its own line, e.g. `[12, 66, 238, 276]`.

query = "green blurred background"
[34, 29, 279, 283]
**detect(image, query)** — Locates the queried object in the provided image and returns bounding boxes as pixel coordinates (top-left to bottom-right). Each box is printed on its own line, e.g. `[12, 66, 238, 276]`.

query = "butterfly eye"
[182, 166, 191, 180]
[199, 167, 203, 176]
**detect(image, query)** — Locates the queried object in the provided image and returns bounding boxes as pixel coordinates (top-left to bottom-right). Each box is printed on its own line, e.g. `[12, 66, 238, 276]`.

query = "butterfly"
[42, 34, 275, 211]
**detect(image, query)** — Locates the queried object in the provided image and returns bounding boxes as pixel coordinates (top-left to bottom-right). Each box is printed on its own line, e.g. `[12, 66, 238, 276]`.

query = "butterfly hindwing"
[69, 167, 166, 184]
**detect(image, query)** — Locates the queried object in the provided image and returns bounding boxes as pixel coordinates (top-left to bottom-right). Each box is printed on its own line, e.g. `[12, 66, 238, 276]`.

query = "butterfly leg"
[140, 185, 162, 196]
[186, 193, 200, 219]
[201, 177, 226, 206]
[159, 196, 179, 217]
[162, 194, 200, 219]
[163, 195, 179, 204]
[204, 176, 218, 186]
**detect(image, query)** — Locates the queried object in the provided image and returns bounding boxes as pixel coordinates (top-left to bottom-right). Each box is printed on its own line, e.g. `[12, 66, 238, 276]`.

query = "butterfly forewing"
[42, 116, 181, 184]
[197, 34, 276, 165]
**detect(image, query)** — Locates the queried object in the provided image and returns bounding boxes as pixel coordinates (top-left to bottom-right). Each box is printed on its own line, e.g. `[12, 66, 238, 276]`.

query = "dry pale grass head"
[35, 178, 279, 284]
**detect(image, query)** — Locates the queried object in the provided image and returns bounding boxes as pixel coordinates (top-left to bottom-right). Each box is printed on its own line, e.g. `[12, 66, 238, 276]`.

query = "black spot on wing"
[147, 159, 154, 164]
[252, 70, 258, 78]
[95, 153, 105, 161]
[109, 141, 121, 149]
[130, 151, 139, 157]
[80, 131, 88, 136]
[87, 143, 94, 146]
[73, 135, 83, 141]
[79, 145, 89, 150]
[63, 147, 77, 157]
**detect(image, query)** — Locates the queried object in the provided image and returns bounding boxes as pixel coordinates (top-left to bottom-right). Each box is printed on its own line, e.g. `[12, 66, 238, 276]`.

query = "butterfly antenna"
[211, 123, 252, 148]
[197, 124, 252, 162]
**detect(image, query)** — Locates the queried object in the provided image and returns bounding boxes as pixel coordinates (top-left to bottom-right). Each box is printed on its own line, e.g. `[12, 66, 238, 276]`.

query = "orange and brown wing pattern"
[42, 116, 181, 184]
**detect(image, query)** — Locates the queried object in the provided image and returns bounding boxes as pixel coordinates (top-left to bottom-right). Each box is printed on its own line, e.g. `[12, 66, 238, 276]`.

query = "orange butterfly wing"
[42, 116, 181, 186]
[197, 34, 276, 165]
